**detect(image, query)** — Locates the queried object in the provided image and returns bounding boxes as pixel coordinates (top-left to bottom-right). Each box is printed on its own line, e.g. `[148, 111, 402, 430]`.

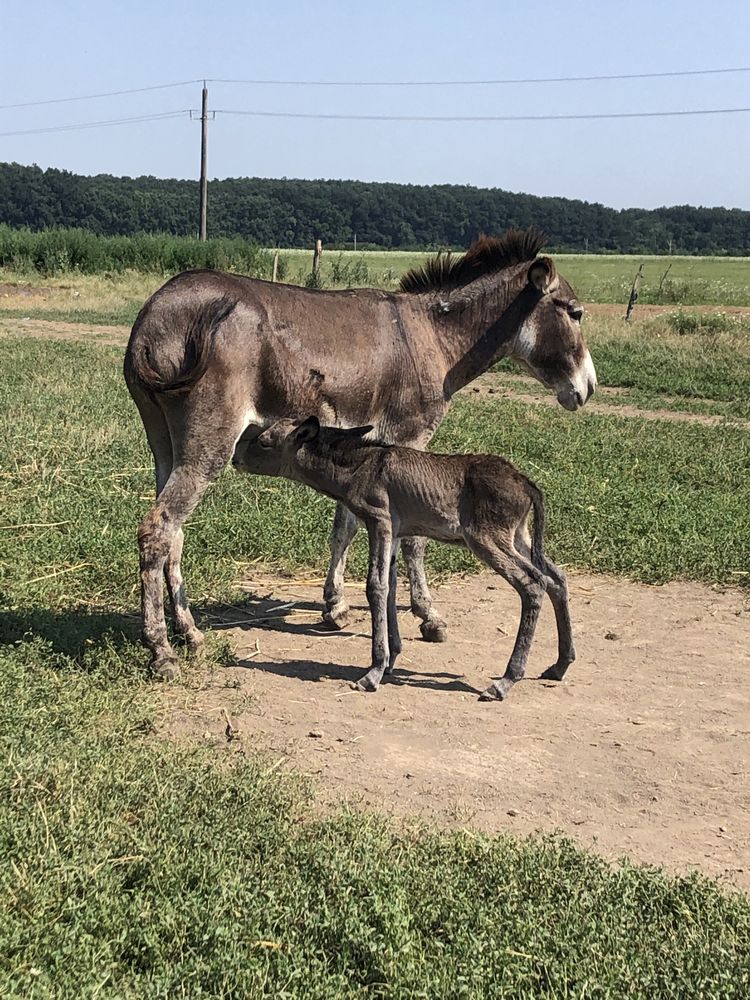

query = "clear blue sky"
[4, 0, 750, 211]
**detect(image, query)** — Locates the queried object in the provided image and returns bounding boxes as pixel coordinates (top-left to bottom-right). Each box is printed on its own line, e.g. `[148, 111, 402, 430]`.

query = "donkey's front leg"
[401, 536, 448, 642]
[357, 521, 393, 692]
[322, 503, 359, 630]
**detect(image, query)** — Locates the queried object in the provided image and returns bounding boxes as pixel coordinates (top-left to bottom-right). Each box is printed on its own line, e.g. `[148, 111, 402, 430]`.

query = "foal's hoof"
[354, 671, 380, 693]
[419, 618, 448, 643]
[479, 685, 503, 702]
[151, 656, 182, 682]
[322, 605, 350, 631]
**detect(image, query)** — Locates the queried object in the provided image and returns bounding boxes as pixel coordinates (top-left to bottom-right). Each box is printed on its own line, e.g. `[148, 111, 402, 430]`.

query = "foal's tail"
[127, 293, 236, 394]
[527, 480, 546, 572]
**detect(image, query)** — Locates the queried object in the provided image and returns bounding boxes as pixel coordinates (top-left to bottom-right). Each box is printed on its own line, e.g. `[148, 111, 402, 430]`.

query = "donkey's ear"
[528, 257, 557, 294]
[295, 416, 320, 443]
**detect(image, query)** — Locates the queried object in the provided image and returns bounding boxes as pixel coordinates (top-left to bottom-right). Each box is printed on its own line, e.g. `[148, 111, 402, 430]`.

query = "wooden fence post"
[272, 250, 279, 283]
[312, 239, 323, 282]
[625, 263, 644, 321]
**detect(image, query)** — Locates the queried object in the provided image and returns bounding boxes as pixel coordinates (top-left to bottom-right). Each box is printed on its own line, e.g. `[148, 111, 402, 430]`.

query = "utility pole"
[199, 83, 209, 241]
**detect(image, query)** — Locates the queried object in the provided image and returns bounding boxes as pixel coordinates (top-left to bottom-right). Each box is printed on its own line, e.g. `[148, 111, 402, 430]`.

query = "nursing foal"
[233, 417, 575, 702]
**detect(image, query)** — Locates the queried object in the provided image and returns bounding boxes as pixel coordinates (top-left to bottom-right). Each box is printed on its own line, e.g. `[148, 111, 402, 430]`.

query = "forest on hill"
[2, 161, 749, 254]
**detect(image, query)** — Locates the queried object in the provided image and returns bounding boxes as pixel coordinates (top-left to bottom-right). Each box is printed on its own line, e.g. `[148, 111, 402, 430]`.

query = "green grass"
[2, 644, 749, 998]
[2, 334, 750, 995]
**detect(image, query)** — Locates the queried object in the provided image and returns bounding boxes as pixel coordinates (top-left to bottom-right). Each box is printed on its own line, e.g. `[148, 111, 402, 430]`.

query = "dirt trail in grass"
[162, 570, 750, 891]
[0, 316, 129, 345]
[469, 374, 750, 427]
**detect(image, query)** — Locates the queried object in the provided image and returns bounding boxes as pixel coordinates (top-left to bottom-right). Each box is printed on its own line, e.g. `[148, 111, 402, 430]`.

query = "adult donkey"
[124, 227, 596, 678]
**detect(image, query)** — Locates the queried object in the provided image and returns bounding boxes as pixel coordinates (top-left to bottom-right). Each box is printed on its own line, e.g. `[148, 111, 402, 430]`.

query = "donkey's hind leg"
[138, 464, 216, 679]
[138, 414, 241, 678]
[164, 528, 204, 655]
[466, 536, 546, 702]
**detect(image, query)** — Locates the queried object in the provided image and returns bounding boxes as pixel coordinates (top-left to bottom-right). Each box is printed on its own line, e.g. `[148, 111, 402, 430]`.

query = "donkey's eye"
[568, 303, 584, 321]
[259, 439, 272, 450]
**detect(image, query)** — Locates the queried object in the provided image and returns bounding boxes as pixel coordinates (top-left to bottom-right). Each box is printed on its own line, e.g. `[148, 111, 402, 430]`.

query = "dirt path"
[161, 570, 750, 891]
[0, 316, 128, 346]
[468, 374, 748, 427]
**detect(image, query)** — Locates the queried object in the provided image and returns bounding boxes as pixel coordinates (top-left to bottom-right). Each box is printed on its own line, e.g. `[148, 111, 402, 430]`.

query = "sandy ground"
[160, 570, 750, 891]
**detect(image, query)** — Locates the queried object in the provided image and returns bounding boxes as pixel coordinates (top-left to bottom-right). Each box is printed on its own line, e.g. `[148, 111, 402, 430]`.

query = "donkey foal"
[233, 417, 576, 702]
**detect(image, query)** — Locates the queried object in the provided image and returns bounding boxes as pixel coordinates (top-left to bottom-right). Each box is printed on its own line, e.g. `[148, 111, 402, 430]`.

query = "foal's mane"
[399, 226, 546, 294]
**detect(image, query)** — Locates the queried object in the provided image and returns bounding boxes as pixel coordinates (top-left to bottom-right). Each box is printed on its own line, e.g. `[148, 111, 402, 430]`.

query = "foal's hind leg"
[466, 536, 546, 702]
[513, 526, 576, 682]
[538, 560, 576, 681]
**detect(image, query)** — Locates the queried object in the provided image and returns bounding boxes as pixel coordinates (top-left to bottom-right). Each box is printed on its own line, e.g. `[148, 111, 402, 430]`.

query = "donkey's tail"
[527, 480, 546, 572]
[127, 294, 236, 394]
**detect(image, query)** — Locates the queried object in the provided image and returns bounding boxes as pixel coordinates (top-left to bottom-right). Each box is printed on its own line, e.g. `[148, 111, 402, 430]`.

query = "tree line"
[2, 160, 749, 255]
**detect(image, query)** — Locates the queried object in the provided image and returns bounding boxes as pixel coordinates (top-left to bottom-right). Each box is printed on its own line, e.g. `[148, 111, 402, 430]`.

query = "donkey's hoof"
[322, 605, 350, 631]
[419, 618, 448, 643]
[540, 660, 573, 682]
[151, 656, 182, 682]
[185, 629, 206, 657]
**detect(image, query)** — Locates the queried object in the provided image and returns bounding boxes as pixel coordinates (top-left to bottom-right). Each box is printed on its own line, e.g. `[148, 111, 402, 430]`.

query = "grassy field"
[2, 291, 750, 993]
[276, 248, 750, 304]
[4, 248, 750, 329]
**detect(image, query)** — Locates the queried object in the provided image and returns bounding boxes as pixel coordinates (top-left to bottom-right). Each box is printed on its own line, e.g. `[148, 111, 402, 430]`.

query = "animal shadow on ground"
[0, 599, 140, 660]
[206, 586, 489, 696]
[0, 587, 546, 696]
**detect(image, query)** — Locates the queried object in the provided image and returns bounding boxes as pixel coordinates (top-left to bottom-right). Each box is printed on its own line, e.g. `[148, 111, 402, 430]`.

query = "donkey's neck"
[426, 266, 533, 395]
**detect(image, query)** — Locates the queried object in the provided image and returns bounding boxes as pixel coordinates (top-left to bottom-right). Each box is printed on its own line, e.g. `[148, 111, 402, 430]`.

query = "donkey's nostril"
[574, 390, 584, 408]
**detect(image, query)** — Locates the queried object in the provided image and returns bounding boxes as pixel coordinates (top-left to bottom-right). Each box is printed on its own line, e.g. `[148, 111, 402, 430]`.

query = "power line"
[0, 111, 189, 138]
[4, 103, 750, 138]
[0, 80, 200, 111]
[216, 105, 750, 123]
[2, 64, 750, 113]
[209, 65, 750, 86]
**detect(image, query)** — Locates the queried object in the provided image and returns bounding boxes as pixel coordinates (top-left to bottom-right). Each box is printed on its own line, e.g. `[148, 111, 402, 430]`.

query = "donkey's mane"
[399, 226, 546, 294]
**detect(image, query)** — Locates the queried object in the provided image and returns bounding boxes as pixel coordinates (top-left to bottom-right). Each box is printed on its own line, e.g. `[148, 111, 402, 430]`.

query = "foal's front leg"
[356, 520, 393, 692]
[385, 539, 402, 675]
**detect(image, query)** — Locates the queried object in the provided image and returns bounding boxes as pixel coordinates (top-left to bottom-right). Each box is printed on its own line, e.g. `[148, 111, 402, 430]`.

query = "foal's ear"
[294, 416, 320, 443]
[339, 424, 374, 440]
[528, 257, 557, 294]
